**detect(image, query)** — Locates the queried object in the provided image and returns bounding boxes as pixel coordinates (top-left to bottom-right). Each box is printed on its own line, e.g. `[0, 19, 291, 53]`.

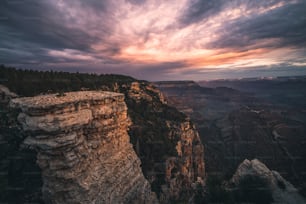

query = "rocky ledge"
[10, 91, 158, 204]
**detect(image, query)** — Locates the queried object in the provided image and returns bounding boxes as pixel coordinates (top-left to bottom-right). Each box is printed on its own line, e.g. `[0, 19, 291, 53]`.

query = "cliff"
[1, 67, 206, 203]
[114, 82, 205, 203]
[154, 80, 306, 198]
[10, 91, 158, 204]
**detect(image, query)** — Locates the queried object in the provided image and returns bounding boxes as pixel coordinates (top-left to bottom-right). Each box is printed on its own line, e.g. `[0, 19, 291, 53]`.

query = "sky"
[1, 0, 306, 80]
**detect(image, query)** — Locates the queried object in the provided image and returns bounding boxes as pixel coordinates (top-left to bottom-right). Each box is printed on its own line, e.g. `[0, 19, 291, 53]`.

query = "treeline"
[0, 65, 136, 96]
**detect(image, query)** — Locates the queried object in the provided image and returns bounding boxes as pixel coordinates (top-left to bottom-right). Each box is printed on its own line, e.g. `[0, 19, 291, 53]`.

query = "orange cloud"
[187, 48, 268, 67]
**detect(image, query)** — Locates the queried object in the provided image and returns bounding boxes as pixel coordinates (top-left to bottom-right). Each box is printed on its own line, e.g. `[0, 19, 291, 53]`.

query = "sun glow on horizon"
[1, 0, 306, 80]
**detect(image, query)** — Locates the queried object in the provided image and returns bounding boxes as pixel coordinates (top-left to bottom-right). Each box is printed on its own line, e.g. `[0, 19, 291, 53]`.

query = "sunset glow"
[1, 0, 306, 80]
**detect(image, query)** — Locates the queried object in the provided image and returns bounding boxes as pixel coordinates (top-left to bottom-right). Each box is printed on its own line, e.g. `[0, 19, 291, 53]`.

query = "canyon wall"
[10, 91, 158, 204]
[1, 69, 206, 203]
[117, 82, 205, 203]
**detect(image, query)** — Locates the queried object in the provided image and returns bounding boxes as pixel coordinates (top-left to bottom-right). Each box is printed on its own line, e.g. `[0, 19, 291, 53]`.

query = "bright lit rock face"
[11, 91, 158, 204]
[121, 82, 205, 202]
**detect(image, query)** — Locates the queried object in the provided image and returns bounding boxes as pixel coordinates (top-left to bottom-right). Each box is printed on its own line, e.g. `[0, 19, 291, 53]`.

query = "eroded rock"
[230, 159, 306, 204]
[11, 91, 158, 204]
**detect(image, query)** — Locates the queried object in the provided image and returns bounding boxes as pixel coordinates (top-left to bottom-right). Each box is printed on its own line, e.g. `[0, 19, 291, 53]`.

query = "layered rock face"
[2, 67, 206, 203]
[10, 91, 158, 204]
[230, 159, 306, 204]
[162, 120, 205, 202]
[117, 82, 205, 202]
[154, 80, 306, 196]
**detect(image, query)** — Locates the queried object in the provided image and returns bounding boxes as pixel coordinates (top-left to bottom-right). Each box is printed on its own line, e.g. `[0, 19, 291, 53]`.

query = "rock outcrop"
[117, 82, 205, 203]
[10, 91, 158, 204]
[1, 66, 206, 203]
[0, 84, 18, 104]
[161, 120, 205, 202]
[229, 159, 306, 204]
[154, 80, 306, 197]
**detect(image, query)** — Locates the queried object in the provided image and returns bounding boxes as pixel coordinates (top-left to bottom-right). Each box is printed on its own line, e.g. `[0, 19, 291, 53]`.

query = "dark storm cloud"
[78, 0, 107, 10]
[208, 1, 306, 50]
[180, 0, 288, 25]
[0, 1, 99, 50]
[1, 0, 306, 80]
[127, 0, 147, 5]
[178, 0, 306, 53]
[179, 0, 225, 25]
[0, 0, 106, 64]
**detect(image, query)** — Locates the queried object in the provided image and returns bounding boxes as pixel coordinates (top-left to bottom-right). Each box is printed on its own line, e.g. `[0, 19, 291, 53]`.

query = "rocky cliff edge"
[10, 91, 158, 204]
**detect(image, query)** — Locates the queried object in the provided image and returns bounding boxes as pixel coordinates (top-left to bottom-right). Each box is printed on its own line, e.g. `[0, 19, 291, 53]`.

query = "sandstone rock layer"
[11, 91, 158, 204]
[121, 82, 205, 202]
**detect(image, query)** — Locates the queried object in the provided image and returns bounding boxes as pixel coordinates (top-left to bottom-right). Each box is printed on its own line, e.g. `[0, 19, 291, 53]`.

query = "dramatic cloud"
[208, 1, 306, 50]
[0, 0, 306, 80]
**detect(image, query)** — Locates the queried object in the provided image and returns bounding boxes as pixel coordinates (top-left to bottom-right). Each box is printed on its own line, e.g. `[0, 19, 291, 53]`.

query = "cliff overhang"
[10, 91, 158, 204]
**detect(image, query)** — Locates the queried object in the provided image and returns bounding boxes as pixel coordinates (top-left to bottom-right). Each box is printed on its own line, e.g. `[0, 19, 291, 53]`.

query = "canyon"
[0, 68, 205, 204]
[1, 67, 305, 203]
[155, 79, 306, 198]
